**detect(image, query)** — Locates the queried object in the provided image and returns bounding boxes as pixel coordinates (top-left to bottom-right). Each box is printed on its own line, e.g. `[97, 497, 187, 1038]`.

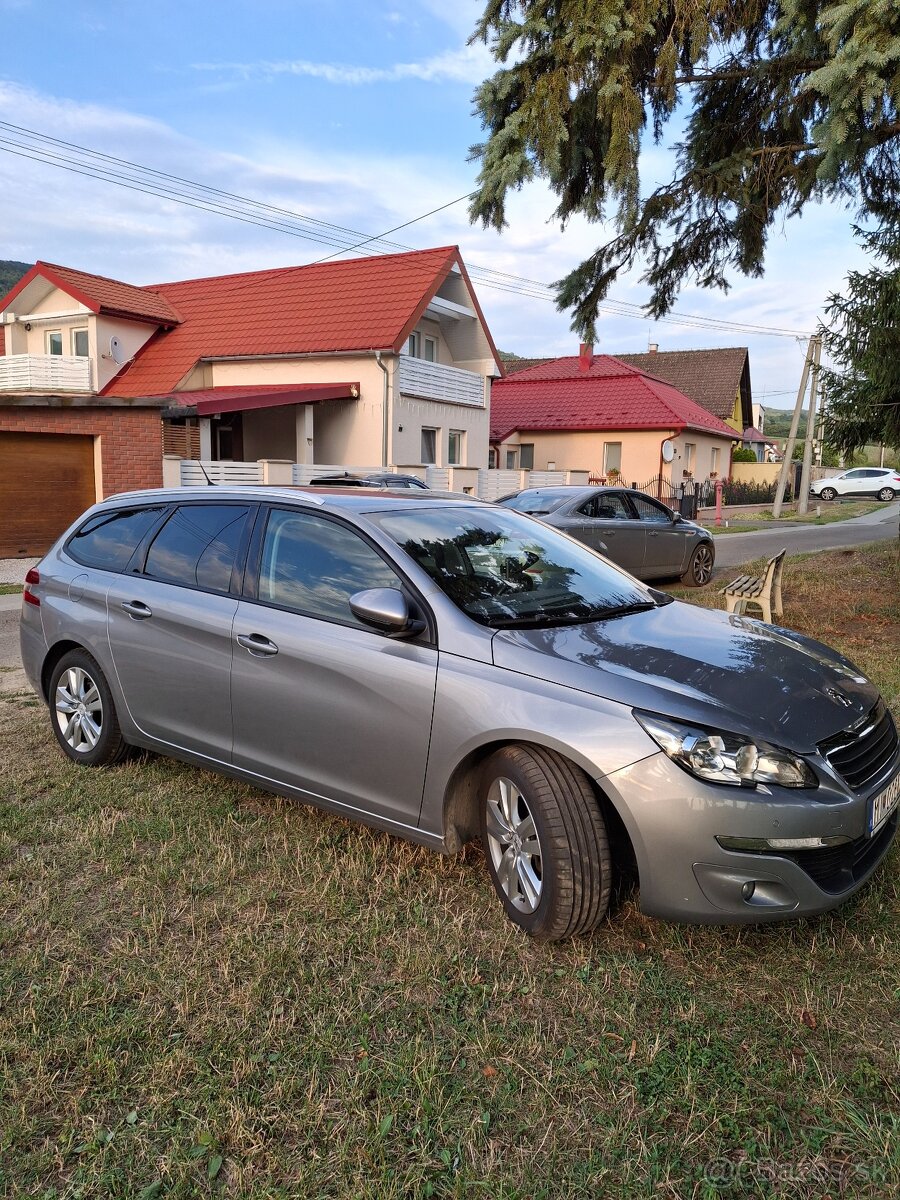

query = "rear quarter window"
[67, 507, 165, 571]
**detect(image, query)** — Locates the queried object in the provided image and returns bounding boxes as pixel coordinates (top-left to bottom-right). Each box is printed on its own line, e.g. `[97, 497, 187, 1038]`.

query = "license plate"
[870, 769, 900, 835]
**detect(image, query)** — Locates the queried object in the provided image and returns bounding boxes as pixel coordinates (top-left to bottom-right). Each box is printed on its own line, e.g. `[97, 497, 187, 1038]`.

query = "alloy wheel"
[877, 487, 895, 502]
[484, 776, 544, 913]
[55, 666, 103, 754]
[692, 544, 714, 586]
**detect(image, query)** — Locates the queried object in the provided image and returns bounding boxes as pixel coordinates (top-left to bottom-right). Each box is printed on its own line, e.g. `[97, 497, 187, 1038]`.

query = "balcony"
[0, 353, 92, 393]
[398, 356, 485, 407]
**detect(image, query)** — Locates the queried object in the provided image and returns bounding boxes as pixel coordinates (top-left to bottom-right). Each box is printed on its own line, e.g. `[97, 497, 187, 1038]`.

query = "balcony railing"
[0, 353, 92, 392]
[397, 356, 485, 407]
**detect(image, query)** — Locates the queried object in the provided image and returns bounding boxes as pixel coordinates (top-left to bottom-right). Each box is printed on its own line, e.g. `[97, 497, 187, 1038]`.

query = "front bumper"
[600, 751, 898, 923]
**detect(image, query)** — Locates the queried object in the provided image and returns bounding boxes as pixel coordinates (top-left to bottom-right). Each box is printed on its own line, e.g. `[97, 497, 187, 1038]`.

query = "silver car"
[19, 488, 899, 939]
[499, 486, 715, 586]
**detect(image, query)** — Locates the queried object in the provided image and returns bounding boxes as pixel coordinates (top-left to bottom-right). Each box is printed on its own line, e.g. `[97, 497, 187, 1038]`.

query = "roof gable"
[0, 261, 181, 326]
[490, 353, 737, 441]
[108, 246, 494, 397]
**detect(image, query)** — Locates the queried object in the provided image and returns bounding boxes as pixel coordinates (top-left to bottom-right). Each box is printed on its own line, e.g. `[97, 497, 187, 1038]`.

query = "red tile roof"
[106, 246, 490, 397]
[616, 347, 749, 421]
[490, 354, 737, 441]
[1, 261, 181, 326]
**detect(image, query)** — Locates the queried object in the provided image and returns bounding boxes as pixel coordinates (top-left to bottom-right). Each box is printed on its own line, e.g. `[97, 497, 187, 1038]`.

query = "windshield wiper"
[489, 600, 657, 629]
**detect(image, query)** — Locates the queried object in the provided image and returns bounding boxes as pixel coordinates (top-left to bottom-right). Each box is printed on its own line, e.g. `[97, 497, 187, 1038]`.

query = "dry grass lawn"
[1, 543, 898, 1198]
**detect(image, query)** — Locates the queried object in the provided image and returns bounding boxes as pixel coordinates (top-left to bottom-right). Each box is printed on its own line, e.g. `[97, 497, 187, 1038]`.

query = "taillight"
[23, 567, 40, 607]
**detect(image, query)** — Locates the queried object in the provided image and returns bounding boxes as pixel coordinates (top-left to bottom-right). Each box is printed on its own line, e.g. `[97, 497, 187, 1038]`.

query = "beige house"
[491, 346, 736, 486]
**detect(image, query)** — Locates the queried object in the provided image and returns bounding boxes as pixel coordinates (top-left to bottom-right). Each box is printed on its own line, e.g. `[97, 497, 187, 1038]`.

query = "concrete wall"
[730, 461, 783, 485]
[671, 431, 735, 480]
[496, 428, 677, 482]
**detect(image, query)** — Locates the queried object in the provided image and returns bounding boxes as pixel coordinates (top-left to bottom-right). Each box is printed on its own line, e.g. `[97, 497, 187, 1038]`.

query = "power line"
[0, 120, 813, 339]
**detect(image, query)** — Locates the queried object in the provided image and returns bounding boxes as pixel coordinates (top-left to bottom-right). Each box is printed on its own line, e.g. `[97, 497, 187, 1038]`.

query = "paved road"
[710, 502, 899, 571]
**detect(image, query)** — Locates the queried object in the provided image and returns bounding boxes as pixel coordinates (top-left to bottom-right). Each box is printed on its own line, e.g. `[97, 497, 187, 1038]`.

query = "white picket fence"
[173, 459, 585, 499]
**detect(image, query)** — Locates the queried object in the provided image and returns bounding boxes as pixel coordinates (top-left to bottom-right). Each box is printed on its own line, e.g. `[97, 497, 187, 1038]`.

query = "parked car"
[21, 489, 898, 939]
[809, 468, 900, 502]
[499, 486, 715, 586]
[311, 472, 430, 490]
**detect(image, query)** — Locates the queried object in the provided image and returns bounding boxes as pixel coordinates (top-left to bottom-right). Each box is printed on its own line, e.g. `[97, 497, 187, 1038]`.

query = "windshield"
[372, 505, 660, 628]
[500, 489, 573, 514]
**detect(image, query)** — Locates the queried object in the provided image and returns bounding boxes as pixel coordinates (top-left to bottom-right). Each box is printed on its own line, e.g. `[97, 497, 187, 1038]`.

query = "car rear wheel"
[49, 649, 128, 767]
[819, 487, 837, 502]
[877, 487, 895, 502]
[682, 542, 715, 587]
[479, 745, 611, 940]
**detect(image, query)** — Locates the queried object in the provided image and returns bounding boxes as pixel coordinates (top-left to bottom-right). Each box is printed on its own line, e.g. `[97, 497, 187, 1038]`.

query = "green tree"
[818, 221, 900, 454]
[732, 447, 758, 463]
[468, 2, 900, 334]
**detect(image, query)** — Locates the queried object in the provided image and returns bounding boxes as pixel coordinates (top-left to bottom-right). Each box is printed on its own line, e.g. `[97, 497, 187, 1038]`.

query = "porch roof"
[148, 382, 359, 416]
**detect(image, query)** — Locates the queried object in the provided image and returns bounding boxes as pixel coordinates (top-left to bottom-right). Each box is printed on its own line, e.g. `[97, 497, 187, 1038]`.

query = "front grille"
[778, 814, 898, 894]
[818, 700, 899, 792]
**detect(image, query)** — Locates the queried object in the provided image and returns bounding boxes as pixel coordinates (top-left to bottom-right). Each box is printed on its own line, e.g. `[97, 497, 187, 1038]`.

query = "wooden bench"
[720, 548, 786, 624]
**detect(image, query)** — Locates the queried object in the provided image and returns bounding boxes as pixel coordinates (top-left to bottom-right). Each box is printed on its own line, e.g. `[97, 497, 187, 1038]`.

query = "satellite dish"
[661, 439, 675, 463]
[109, 336, 125, 365]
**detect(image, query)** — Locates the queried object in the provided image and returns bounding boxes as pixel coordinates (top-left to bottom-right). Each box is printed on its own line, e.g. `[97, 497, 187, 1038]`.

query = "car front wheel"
[682, 542, 715, 587]
[877, 487, 895, 502]
[819, 487, 837, 502]
[49, 649, 128, 767]
[479, 745, 611, 940]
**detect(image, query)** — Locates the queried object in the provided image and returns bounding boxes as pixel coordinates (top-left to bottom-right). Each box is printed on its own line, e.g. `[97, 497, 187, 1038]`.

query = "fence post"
[162, 455, 183, 488]
[260, 460, 294, 486]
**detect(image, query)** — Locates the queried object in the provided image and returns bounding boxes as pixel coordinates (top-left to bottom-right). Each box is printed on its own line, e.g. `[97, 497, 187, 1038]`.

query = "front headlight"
[634, 712, 817, 789]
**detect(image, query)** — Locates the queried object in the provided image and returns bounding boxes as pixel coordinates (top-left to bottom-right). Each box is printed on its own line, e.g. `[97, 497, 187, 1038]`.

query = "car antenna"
[198, 462, 217, 486]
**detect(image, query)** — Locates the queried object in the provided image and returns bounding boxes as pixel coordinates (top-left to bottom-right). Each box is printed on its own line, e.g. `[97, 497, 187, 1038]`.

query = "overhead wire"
[0, 119, 813, 339]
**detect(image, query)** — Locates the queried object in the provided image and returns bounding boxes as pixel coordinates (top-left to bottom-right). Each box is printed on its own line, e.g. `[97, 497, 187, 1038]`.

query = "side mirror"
[349, 588, 425, 637]
[672, 512, 684, 524]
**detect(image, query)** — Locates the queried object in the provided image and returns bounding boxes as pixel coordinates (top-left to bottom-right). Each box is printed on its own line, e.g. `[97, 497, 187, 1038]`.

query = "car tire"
[49, 649, 128, 767]
[819, 487, 837, 502]
[682, 542, 715, 587]
[479, 744, 611, 940]
[877, 487, 895, 502]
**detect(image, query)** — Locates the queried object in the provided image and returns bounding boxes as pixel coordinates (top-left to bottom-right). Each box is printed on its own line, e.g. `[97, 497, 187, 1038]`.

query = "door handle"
[121, 600, 152, 620]
[236, 633, 279, 657]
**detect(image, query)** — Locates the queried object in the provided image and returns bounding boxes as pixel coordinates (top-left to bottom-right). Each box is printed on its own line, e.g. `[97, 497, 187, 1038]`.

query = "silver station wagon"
[20, 487, 900, 939]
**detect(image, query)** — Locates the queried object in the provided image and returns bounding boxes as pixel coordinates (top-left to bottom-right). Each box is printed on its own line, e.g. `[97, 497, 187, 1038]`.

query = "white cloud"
[192, 42, 493, 87]
[0, 81, 867, 402]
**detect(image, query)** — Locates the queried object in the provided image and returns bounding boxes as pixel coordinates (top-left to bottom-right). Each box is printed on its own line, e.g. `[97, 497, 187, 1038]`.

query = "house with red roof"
[0, 247, 501, 557]
[490, 344, 736, 485]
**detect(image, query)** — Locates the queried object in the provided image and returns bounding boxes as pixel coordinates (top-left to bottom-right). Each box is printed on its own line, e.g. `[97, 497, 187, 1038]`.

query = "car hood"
[491, 601, 878, 751]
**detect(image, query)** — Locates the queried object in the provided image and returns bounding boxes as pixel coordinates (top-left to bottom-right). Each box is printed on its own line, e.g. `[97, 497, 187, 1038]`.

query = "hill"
[0, 259, 33, 296]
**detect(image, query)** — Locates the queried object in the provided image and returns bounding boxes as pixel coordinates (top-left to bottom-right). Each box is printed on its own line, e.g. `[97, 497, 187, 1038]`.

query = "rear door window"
[143, 503, 250, 594]
[67, 507, 165, 571]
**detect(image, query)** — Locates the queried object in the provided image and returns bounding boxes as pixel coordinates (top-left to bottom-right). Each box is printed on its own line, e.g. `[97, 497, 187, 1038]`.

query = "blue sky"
[0, 0, 869, 407]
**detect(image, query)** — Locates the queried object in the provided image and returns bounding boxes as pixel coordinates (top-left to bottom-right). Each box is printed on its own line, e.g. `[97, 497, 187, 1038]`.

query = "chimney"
[579, 342, 593, 372]
[648, 343, 659, 354]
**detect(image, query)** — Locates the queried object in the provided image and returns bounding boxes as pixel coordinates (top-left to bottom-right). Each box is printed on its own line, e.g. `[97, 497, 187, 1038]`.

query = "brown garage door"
[0, 432, 96, 557]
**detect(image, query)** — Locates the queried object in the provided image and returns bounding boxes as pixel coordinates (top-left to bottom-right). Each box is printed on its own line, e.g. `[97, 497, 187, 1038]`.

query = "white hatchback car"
[810, 468, 900, 502]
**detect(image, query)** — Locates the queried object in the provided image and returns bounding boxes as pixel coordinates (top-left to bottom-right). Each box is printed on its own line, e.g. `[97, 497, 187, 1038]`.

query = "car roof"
[100, 484, 486, 514]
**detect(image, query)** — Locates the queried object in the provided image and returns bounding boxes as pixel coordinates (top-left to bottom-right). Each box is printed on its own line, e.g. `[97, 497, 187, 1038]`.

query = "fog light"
[741, 881, 756, 901]
[717, 834, 852, 853]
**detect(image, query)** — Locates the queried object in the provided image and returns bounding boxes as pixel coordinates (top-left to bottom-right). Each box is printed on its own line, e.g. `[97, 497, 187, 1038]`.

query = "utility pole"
[773, 336, 819, 518]
[796, 337, 822, 515]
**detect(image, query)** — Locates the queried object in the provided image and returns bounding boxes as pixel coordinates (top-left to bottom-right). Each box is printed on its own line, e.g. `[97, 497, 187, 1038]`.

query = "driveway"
[710, 501, 899, 571]
[0, 592, 27, 695]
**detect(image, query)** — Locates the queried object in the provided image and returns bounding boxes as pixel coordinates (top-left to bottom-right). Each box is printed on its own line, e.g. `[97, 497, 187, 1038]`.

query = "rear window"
[67, 507, 164, 572]
[144, 504, 250, 594]
[500, 490, 572, 515]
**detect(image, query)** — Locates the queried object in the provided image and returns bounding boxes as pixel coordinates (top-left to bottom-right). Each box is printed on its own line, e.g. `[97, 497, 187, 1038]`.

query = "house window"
[46, 331, 63, 356]
[603, 442, 622, 475]
[421, 427, 437, 465]
[684, 443, 696, 472]
[711, 447, 720, 475]
[448, 429, 464, 466]
[519, 443, 534, 470]
[72, 329, 89, 357]
[505, 449, 518, 469]
[407, 331, 438, 361]
[489, 447, 498, 468]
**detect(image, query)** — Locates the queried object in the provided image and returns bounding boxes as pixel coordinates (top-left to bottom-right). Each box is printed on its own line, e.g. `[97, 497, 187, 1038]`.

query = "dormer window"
[46, 331, 63, 356]
[72, 329, 89, 357]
